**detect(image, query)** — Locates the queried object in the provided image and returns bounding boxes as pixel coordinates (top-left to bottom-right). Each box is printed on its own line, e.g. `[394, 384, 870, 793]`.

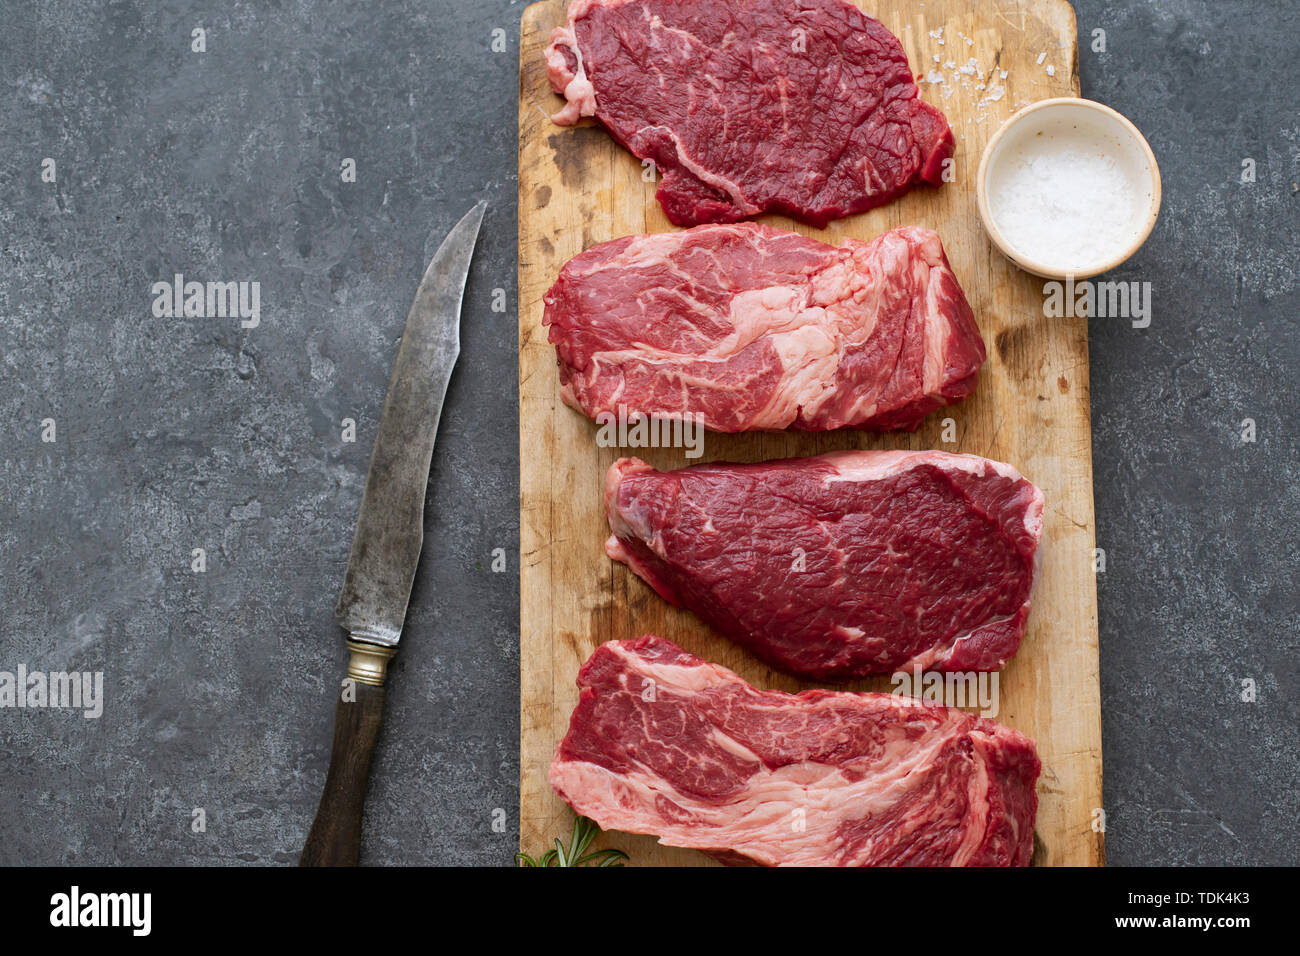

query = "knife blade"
[301, 201, 486, 867]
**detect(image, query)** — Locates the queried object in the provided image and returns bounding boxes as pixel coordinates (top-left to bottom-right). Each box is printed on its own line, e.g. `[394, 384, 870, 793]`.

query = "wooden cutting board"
[518, 0, 1103, 866]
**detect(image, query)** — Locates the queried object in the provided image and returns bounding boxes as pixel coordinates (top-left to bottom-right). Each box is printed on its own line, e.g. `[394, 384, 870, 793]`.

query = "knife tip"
[461, 200, 488, 234]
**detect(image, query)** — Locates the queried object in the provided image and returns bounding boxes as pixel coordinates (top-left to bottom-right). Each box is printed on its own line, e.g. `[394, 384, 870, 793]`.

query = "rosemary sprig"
[515, 816, 629, 867]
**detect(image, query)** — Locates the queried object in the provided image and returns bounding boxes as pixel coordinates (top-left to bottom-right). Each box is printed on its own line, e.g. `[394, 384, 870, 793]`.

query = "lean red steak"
[545, 0, 954, 226]
[543, 223, 984, 433]
[550, 636, 1041, 866]
[606, 451, 1044, 681]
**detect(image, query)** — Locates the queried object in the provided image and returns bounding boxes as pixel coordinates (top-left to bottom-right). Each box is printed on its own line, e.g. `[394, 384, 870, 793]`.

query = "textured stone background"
[0, 1, 1294, 866]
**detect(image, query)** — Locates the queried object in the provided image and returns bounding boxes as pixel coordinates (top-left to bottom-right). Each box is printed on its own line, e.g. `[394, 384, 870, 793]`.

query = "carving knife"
[300, 201, 487, 866]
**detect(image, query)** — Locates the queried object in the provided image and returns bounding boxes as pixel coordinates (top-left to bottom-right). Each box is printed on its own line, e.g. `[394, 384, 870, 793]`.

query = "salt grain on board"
[918, 27, 1072, 119]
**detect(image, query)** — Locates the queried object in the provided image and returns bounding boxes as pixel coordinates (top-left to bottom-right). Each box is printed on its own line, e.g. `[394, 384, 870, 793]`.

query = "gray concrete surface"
[0, 0, 1294, 866]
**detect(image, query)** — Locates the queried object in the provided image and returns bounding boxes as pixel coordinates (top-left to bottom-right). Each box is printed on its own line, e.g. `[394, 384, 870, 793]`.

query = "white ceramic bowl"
[976, 98, 1161, 280]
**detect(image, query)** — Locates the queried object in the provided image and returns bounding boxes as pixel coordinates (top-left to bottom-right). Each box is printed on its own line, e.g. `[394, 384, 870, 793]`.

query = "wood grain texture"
[518, 0, 1102, 867]
[300, 681, 388, 867]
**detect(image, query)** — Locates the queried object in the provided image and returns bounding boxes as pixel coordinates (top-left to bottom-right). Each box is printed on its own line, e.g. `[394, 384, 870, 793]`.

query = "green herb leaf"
[515, 816, 629, 867]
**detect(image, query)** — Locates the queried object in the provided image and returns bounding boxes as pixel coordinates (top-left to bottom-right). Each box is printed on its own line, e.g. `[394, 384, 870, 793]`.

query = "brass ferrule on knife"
[346, 639, 398, 687]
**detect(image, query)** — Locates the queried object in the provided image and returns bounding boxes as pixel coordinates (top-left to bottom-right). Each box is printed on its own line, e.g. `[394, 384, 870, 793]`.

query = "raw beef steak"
[543, 223, 984, 433]
[550, 636, 1041, 866]
[606, 451, 1044, 680]
[546, 0, 954, 226]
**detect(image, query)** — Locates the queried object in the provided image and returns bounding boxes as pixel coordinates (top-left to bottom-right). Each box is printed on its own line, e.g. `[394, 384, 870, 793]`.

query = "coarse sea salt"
[986, 125, 1151, 274]
[917, 49, 1013, 121]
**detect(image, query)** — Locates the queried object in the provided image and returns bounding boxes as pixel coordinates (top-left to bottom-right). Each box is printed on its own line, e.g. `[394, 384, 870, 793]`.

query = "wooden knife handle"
[300, 640, 397, 867]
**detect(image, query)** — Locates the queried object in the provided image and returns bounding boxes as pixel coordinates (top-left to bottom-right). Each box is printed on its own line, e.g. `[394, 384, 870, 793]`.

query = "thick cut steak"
[544, 223, 984, 433]
[551, 636, 1041, 866]
[606, 451, 1044, 680]
[546, 0, 954, 226]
